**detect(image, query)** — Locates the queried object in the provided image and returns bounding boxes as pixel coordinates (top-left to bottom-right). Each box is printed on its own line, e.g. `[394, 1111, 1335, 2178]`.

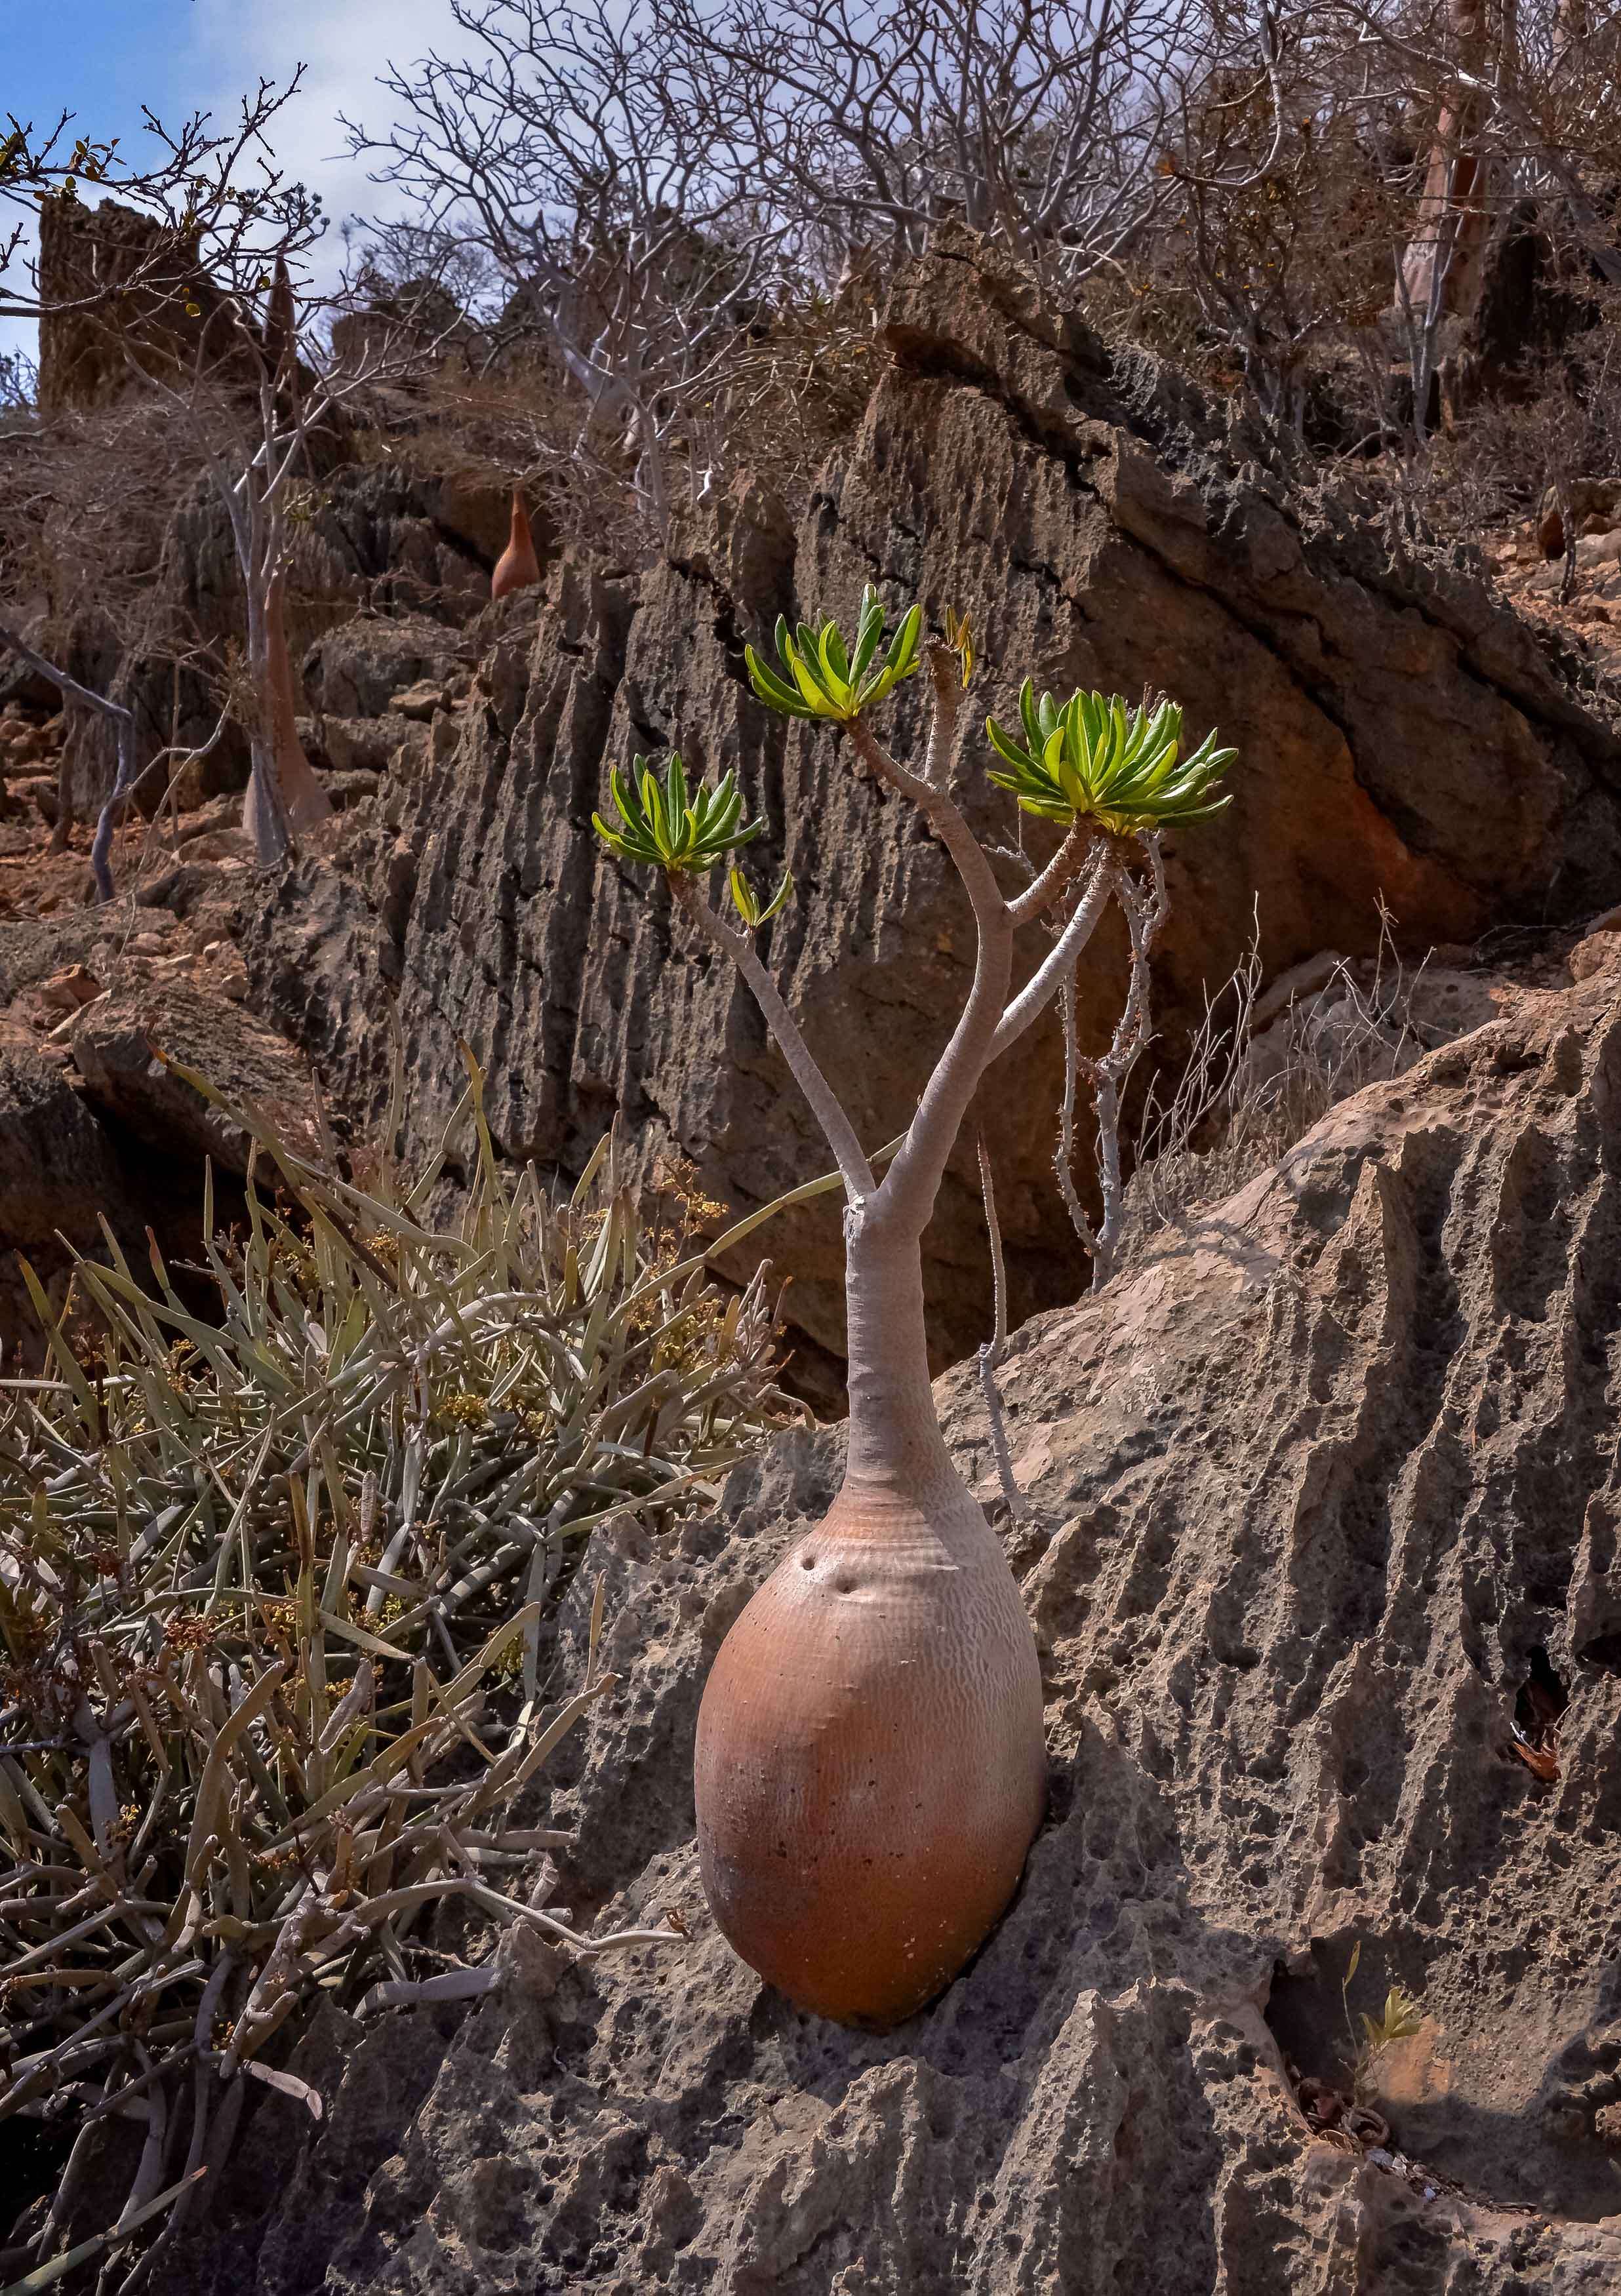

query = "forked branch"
[597, 591, 1235, 1328]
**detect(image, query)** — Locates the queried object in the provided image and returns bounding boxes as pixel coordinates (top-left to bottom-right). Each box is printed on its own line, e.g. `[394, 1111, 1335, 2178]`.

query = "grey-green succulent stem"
[670, 873, 877, 1204]
[845, 679, 1014, 1240]
[989, 858, 1114, 1063]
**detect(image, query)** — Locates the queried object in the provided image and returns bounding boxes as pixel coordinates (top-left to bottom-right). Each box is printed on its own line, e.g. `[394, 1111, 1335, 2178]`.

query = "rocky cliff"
[9, 241, 1621, 1393]
[151, 949, 1621, 2295]
[10, 239, 1621, 2295]
[233, 241, 1621, 1393]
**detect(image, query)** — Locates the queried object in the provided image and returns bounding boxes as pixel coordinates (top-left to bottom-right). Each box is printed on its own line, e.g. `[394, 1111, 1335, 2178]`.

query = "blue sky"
[4, 0, 452, 359]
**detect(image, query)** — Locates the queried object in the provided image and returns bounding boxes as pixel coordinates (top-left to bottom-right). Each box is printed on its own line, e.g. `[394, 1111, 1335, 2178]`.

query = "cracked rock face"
[69, 978, 324, 1173]
[243, 244, 1621, 1396]
[168, 971, 1621, 2295]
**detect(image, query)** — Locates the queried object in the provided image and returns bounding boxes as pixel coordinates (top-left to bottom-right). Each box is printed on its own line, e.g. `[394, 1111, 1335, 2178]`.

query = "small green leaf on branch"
[729, 866, 795, 928]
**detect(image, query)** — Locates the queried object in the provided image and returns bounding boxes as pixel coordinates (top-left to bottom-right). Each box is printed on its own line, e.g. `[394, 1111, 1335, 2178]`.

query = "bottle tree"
[595, 591, 1235, 2025]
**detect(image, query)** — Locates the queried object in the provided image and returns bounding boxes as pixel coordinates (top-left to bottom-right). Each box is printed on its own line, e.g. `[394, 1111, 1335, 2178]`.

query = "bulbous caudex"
[492, 489, 542, 599]
[692, 1246, 1049, 2026]
[594, 599, 1234, 2025]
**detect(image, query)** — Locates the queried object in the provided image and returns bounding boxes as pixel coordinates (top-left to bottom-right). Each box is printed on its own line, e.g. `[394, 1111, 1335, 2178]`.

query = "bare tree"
[1159, 28, 1401, 433]
[1332, 0, 1621, 329]
[0, 75, 354, 877]
[7, 199, 463, 873]
[129, 256, 460, 862]
[664, 0, 1220, 290]
[348, 0, 788, 535]
[1397, 0, 1492, 330]
[0, 368, 239, 853]
[1, 79, 320, 331]
[1118, 0, 1620, 494]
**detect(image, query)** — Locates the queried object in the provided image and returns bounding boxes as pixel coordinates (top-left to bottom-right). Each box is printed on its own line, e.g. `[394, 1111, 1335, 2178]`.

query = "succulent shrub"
[0, 1067, 793, 2288]
[593, 582, 1237, 2026]
[985, 683, 1235, 831]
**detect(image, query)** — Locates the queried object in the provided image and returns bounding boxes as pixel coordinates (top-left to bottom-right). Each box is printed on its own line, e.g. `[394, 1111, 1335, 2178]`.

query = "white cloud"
[186, 0, 456, 278]
[1, 1, 458, 366]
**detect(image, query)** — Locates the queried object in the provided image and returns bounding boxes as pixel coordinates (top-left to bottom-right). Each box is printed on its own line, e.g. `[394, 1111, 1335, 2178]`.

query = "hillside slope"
[159, 959, 1621, 2295]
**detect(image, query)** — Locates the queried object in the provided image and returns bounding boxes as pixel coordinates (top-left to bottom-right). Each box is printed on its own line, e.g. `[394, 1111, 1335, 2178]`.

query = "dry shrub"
[1123, 907, 1428, 1254]
[395, 292, 877, 565]
[0, 1064, 795, 2289]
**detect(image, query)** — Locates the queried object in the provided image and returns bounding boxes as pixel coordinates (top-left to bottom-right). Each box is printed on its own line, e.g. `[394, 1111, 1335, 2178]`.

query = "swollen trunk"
[492, 491, 541, 599]
[694, 1217, 1047, 2026]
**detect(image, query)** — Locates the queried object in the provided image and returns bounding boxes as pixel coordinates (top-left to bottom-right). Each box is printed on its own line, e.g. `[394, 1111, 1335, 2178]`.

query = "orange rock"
[492, 490, 541, 599]
[1570, 930, 1621, 983]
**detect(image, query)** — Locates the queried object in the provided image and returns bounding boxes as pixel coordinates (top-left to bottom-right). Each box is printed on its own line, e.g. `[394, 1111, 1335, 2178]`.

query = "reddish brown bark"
[491, 490, 542, 599]
[1399, 0, 1492, 327]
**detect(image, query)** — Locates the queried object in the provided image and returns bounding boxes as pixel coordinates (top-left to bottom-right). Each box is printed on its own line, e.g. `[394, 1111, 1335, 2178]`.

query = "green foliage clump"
[0, 1067, 793, 2288]
[603, 595, 1236, 892]
[593, 753, 760, 874]
[986, 683, 1237, 833]
[744, 586, 922, 724]
[1342, 1939, 1425, 2103]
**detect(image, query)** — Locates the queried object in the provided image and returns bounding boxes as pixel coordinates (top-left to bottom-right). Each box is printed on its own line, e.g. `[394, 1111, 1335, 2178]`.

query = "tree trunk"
[840, 1210, 960, 1501]
[243, 570, 330, 865]
[1550, 0, 1590, 75]
[1399, 0, 1492, 330]
[694, 1208, 1047, 2027]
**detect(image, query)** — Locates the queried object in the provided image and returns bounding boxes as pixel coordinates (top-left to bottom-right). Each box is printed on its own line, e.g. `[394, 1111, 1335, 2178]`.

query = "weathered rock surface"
[302, 616, 478, 725]
[237, 243, 1621, 1395]
[162, 966, 1621, 2295]
[0, 1044, 135, 1248]
[70, 979, 324, 1172]
[0, 908, 337, 1356]
[35, 194, 268, 416]
[0, 1028, 186, 1363]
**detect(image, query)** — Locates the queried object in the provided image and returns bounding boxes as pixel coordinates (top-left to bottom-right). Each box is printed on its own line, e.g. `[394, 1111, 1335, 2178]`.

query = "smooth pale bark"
[1399, 0, 1491, 328]
[1550, 0, 1590, 71]
[841, 1217, 960, 1497]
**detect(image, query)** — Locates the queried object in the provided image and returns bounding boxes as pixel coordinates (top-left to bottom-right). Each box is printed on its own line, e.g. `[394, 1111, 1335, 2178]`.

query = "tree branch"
[974, 1132, 1024, 1524]
[845, 654, 1005, 926]
[988, 853, 1113, 1063]
[1009, 817, 1094, 925]
[0, 618, 135, 731]
[670, 873, 877, 1203]
[0, 618, 141, 902]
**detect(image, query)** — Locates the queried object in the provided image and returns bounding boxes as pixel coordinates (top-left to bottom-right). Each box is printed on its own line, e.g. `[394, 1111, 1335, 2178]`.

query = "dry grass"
[1121, 906, 1427, 1258]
